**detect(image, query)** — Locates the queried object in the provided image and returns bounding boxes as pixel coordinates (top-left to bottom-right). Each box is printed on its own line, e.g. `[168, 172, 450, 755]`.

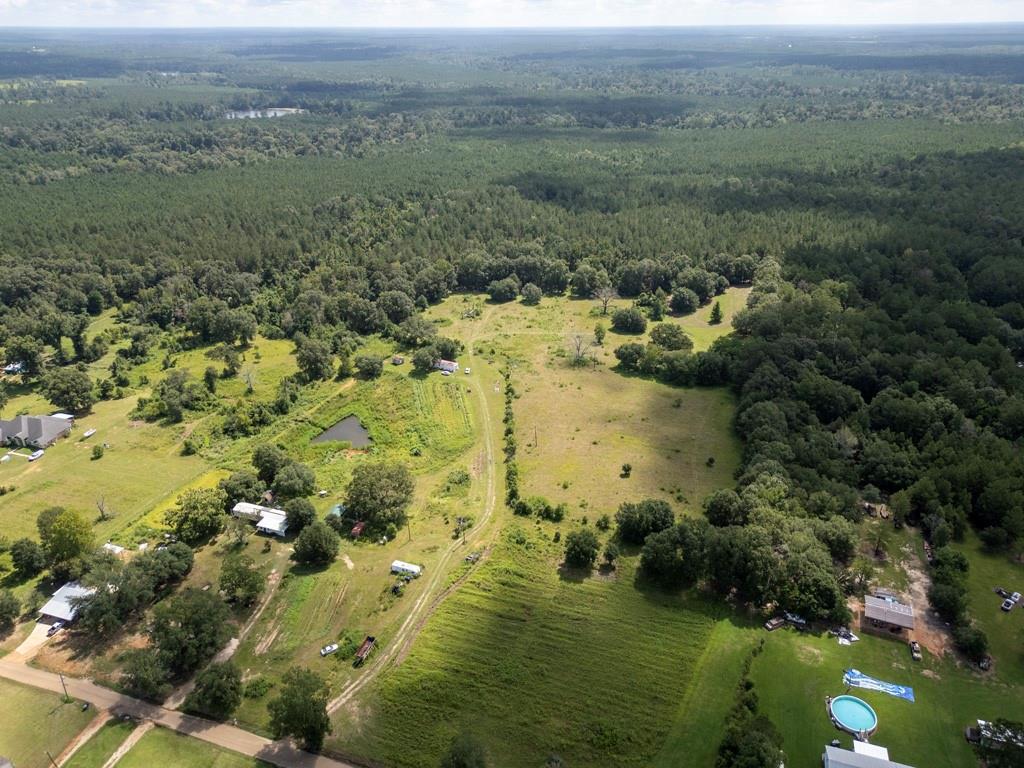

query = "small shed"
[351, 521, 365, 538]
[392, 356, 405, 365]
[39, 582, 96, 624]
[391, 560, 422, 578]
[863, 595, 915, 638]
[256, 510, 289, 538]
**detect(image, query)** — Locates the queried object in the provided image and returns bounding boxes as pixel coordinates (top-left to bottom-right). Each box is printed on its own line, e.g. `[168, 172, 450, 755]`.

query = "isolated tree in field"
[569, 334, 593, 366]
[185, 661, 243, 720]
[252, 444, 288, 485]
[150, 588, 231, 678]
[165, 487, 226, 544]
[219, 470, 264, 512]
[603, 541, 620, 569]
[41, 366, 94, 413]
[709, 300, 724, 325]
[564, 528, 599, 569]
[441, 732, 489, 768]
[268, 667, 332, 751]
[120, 649, 171, 702]
[293, 521, 340, 566]
[0, 589, 20, 631]
[611, 306, 647, 334]
[593, 286, 619, 315]
[355, 355, 384, 380]
[345, 462, 415, 529]
[220, 553, 263, 605]
[487, 277, 520, 303]
[616, 499, 674, 544]
[284, 497, 317, 534]
[669, 288, 700, 316]
[294, 335, 334, 382]
[593, 322, 606, 346]
[39, 508, 94, 577]
[10, 538, 45, 577]
[272, 462, 316, 501]
[412, 347, 436, 373]
[649, 323, 693, 352]
[521, 283, 543, 306]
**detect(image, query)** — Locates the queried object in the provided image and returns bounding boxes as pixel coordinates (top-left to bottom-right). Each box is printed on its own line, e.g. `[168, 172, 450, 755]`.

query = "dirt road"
[0, 658, 359, 768]
[326, 317, 500, 714]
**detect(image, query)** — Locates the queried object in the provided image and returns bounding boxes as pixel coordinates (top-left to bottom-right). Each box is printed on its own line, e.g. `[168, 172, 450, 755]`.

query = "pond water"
[312, 415, 372, 448]
[225, 107, 306, 119]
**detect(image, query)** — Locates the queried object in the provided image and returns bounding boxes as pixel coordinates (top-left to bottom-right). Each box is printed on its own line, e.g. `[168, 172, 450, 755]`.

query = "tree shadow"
[556, 562, 590, 583]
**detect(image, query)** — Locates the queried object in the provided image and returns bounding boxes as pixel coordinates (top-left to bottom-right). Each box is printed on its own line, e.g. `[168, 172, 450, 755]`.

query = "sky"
[0, 0, 1022, 27]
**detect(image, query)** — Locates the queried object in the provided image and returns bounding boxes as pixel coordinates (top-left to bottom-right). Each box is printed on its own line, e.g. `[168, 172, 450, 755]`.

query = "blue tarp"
[843, 669, 915, 702]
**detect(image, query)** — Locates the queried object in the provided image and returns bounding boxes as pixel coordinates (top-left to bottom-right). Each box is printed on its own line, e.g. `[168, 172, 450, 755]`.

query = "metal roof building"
[864, 595, 915, 630]
[256, 510, 289, 537]
[39, 582, 96, 623]
[823, 744, 915, 768]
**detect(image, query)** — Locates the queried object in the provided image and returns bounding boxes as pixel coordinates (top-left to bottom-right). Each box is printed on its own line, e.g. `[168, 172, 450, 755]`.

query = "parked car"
[995, 587, 1011, 598]
[764, 616, 786, 631]
[1011, 591, 1022, 604]
[28, 449, 45, 462]
[464, 367, 471, 374]
[909, 640, 922, 661]
[1001, 598, 1015, 612]
[979, 656, 992, 671]
[784, 612, 808, 629]
[47, 621, 65, 637]
[320, 643, 339, 657]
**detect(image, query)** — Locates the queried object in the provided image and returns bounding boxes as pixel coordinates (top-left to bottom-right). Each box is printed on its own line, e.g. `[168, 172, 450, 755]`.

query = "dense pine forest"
[1, 28, 1024, 740]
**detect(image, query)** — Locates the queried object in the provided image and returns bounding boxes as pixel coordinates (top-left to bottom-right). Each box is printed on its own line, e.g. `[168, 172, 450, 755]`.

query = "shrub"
[564, 529, 599, 569]
[610, 306, 647, 334]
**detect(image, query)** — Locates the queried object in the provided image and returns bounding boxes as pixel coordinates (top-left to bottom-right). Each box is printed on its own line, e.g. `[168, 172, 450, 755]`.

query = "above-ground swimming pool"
[829, 695, 879, 736]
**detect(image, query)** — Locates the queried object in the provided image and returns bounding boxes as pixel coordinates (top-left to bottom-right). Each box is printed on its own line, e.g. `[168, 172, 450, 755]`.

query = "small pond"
[312, 415, 372, 448]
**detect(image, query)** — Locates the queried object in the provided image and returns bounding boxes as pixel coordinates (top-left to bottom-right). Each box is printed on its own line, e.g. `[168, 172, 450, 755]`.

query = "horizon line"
[3, 22, 1024, 30]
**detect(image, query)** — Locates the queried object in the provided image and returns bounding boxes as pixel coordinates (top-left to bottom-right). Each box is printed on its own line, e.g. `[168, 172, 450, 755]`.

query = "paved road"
[0, 658, 359, 768]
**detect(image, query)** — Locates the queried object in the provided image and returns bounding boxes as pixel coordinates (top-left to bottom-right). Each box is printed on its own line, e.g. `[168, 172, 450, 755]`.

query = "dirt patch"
[796, 644, 824, 665]
[921, 669, 942, 680]
[342, 554, 355, 571]
[902, 544, 954, 658]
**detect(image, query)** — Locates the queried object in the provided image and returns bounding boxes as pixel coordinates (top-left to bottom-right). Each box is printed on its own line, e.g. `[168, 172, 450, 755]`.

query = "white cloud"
[1, 0, 1022, 26]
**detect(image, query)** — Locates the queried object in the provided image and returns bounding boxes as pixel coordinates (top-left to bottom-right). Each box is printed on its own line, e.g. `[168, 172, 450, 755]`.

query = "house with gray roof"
[39, 582, 96, 624]
[0, 415, 73, 449]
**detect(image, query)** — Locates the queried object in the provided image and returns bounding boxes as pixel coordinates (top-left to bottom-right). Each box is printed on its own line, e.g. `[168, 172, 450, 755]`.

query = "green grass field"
[749, 625, 1024, 767]
[63, 718, 137, 768]
[0, 678, 96, 768]
[115, 726, 269, 768]
[951, 533, 1024, 686]
[334, 525, 723, 768]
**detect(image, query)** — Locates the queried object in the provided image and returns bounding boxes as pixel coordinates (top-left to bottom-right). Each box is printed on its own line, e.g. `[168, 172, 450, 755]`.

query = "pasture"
[115, 726, 269, 768]
[0, 678, 96, 768]
[334, 525, 722, 768]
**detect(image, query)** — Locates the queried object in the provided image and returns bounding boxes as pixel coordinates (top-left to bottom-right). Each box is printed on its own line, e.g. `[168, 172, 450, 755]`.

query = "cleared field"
[516, 367, 738, 515]
[0, 677, 96, 768]
[115, 726, 269, 768]
[748, 625, 1024, 768]
[0, 394, 210, 542]
[334, 525, 720, 768]
[64, 718, 137, 768]
[951, 533, 1024, 686]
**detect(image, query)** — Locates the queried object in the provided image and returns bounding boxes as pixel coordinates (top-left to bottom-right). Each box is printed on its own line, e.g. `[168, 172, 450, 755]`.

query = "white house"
[256, 510, 289, 537]
[391, 560, 423, 578]
[232, 501, 280, 521]
[823, 744, 915, 768]
[38, 582, 96, 624]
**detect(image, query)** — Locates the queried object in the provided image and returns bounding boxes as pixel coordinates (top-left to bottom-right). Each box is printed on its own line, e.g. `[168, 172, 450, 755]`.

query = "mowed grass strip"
[338, 525, 717, 768]
[0, 678, 96, 768]
[64, 718, 137, 768]
[115, 726, 270, 768]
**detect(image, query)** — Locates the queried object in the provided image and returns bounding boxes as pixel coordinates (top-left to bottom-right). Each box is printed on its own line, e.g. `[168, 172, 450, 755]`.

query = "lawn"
[333, 525, 723, 768]
[115, 726, 269, 768]
[0, 394, 211, 542]
[64, 718, 137, 768]
[0, 678, 96, 768]
[951, 532, 1024, 686]
[748, 625, 1024, 768]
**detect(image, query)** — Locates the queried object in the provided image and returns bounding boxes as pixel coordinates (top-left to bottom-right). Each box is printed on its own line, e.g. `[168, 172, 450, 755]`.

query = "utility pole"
[59, 672, 69, 701]
[47, 750, 59, 768]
